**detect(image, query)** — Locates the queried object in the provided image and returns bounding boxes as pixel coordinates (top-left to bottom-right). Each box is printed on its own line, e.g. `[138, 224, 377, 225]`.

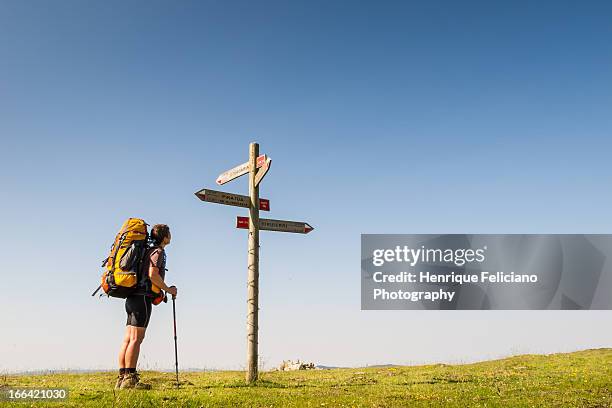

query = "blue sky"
[1, 0, 611, 372]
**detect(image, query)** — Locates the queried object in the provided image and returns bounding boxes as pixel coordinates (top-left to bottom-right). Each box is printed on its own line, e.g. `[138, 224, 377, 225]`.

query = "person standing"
[115, 224, 178, 389]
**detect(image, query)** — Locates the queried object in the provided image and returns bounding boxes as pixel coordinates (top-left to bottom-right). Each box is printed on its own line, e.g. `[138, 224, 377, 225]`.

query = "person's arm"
[148, 250, 177, 296]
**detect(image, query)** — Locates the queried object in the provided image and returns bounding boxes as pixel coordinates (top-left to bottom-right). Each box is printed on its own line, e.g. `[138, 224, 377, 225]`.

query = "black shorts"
[125, 295, 153, 328]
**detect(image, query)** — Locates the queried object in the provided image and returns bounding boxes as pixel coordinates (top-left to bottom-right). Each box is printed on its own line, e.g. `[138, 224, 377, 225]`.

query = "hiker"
[115, 224, 178, 389]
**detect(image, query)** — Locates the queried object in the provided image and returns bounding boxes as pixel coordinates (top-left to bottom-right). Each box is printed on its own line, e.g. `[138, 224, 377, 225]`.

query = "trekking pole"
[172, 294, 179, 389]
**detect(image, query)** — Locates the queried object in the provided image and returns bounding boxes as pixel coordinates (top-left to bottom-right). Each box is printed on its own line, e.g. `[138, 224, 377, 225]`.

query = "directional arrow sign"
[236, 216, 314, 234]
[216, 154, 267, 185]
[254, 158, 271, 187]
[195, 188, 270, 211]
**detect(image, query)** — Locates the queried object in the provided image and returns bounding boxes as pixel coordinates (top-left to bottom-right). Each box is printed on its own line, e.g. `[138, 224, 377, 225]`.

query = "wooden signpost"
[254, 157, 271, 187]
[195, 142, 314, 384]
[216, 154, 267, 185]
[195, 188, 270, 211]
[236, 216, 314, 234]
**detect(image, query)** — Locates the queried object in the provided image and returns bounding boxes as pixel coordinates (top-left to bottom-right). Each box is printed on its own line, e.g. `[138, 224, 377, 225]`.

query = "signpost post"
[195, 142, 314, 384]
[246, 142, 260, 384]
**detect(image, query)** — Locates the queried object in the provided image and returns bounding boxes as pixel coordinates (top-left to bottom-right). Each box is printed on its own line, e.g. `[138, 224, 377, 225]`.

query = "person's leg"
[121, 295, 153, 389]
[116, 300, 137, 389]
[125, 326, 147, 368]
[121, 326, 151, 389]
[118, 326, 131, 368]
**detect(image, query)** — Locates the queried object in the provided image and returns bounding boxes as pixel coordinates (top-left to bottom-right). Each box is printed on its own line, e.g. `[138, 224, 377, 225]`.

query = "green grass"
[2, 349, 610, 407]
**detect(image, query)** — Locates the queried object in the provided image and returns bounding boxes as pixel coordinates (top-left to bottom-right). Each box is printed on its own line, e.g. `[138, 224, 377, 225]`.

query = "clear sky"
[1, 0, 611, 372]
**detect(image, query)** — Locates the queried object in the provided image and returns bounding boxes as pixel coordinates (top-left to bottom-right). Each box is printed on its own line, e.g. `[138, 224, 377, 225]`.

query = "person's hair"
[151, 224, 170, 246]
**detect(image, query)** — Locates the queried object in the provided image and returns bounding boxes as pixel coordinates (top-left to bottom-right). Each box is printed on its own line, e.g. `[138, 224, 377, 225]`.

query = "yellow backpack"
[92, 218, 149, 298]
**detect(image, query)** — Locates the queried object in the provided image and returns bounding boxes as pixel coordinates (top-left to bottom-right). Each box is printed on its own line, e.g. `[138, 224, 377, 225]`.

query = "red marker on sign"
[236, 216, 249, 229]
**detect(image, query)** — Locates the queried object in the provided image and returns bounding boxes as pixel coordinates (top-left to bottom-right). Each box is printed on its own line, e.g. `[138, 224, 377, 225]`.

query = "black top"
[136, 246, 166, 297]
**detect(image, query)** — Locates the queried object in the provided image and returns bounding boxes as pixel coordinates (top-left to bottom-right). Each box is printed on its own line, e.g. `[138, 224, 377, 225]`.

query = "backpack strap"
[139, 246, 160, 285]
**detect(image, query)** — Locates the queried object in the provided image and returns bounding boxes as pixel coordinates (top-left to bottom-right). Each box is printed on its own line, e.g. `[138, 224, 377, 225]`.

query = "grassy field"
[2, 348, 610, 407]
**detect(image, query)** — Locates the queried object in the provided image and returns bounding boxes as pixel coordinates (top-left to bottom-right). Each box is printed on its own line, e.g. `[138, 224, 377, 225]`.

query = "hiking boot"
[114, 374, 124, 389]
[120, 372, 152, 390]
